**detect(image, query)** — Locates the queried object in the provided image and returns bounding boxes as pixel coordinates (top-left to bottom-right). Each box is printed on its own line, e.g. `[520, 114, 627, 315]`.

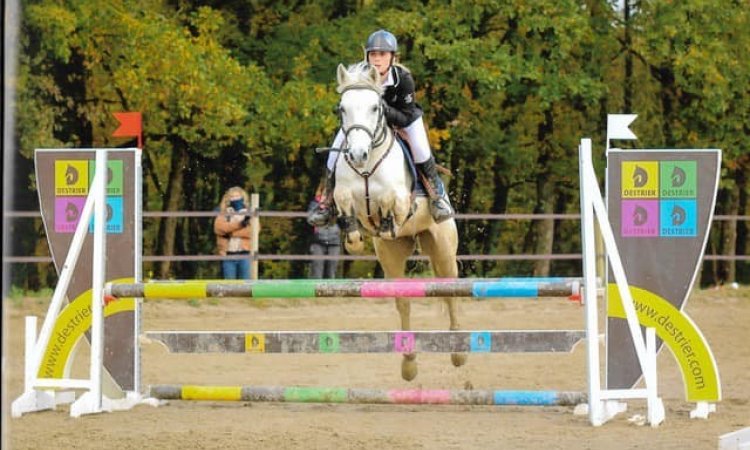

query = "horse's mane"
[336, 62, 383, 94]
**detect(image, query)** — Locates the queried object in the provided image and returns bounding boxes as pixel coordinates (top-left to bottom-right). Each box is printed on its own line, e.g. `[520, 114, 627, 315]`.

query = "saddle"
[394, 135, 427, 197]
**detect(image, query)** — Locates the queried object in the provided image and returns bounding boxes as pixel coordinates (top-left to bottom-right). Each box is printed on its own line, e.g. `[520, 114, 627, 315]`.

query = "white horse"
[331, 63, 466, 381]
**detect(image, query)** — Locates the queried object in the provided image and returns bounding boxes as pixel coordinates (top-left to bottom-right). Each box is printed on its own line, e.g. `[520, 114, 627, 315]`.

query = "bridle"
[338, 84, 395, 228]
[338, 84, 390, 153]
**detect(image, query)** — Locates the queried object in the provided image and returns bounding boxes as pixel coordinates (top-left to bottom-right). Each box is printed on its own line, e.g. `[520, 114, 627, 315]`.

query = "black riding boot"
[307, 168, 336, 226]
[417, 157, 454, 223]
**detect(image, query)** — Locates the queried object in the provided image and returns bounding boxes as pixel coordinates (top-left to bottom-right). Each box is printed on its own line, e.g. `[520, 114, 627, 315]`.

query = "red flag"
[113, 112, 142, 148]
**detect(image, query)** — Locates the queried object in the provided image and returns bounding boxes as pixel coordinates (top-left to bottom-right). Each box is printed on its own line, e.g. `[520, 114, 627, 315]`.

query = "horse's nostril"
[363, 151, 368, 160]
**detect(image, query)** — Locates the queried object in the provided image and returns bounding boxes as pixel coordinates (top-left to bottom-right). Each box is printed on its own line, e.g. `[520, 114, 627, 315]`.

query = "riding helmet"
[365, 29, 398, 53]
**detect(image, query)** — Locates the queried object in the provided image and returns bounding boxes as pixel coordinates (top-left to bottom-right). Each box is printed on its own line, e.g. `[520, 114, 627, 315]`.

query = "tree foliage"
[10, 0, 750, 287]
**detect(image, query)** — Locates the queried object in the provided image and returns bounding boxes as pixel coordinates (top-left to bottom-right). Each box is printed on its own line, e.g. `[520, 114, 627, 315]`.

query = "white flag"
[607, 114, 638, 141]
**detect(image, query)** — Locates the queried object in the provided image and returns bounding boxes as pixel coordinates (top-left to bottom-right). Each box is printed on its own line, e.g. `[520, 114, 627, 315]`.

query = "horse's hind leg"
[418, 224, 467, 368]
[373, 236, 418, 381]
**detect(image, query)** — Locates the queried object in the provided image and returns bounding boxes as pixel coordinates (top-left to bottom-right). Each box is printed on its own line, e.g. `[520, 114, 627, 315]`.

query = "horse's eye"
[335, 105, 343, 115]
[372, 105, 378, 113]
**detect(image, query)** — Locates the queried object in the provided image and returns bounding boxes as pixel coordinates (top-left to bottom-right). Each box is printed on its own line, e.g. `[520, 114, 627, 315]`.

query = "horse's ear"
[336, 64, 349, 89]
[366, 64, 380, 85]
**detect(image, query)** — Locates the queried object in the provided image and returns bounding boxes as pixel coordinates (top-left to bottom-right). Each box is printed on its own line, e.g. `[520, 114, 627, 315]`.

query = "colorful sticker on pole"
[394, 332, 415, 353]
[245, 333, 265, 353]
[470, 331, 492, 352]
[319, 333, 340, 353]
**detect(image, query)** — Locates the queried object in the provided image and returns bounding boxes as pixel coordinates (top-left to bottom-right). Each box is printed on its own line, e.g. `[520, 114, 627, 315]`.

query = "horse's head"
[336, 63, 386, 167]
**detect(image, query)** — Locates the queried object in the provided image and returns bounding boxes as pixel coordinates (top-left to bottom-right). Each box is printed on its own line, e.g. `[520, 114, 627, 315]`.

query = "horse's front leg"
[392, 191, 411, 228]
[396, 297, 418, 381]
[377, 190, 410, 238]
[374, 237, 418, 381]
[334, 187, 365, 254]
[377, 190, 397, 239]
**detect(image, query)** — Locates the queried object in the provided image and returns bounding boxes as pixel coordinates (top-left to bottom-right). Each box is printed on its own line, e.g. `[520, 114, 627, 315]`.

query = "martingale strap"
[345, 134, 393, 228]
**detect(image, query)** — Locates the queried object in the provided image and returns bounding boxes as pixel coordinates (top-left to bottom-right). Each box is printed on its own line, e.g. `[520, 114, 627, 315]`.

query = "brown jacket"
[214, 212, 252, 255]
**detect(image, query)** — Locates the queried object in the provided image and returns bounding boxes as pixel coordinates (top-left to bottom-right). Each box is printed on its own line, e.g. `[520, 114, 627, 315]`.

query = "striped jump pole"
[145, 330, 586, 354]
[149, 384, 587, 407]
[106, 277, 582, 299]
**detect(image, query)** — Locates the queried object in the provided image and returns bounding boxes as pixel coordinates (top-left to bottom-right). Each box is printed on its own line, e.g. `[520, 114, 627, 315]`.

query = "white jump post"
[579, 138, 664, 427]
[69, 149, 108, 416]
[12, 150, 112, 417]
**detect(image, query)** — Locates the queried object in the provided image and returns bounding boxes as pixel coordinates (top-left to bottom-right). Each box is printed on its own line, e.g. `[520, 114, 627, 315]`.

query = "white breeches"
[326, 116, 433, 171]
[326, 129, 345, 171]
[400, 116, 432, 164]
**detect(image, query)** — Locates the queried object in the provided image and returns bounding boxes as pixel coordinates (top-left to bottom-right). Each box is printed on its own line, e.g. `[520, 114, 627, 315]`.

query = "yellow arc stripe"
[40, 278, 136, 379]
[607, 284, 721, 402]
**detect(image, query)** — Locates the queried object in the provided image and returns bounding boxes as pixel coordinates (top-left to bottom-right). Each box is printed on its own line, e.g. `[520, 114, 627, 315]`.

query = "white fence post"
[250, 193, 260, 280]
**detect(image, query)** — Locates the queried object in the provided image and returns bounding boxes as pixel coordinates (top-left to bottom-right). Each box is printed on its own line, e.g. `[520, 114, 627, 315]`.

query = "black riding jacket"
[382, 65, 424, 128]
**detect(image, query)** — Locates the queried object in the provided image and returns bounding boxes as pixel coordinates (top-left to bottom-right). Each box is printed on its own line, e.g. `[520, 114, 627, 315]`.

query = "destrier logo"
[660, 200, 696, 237]
[624, 165, 657, 196]
[633, 205, 648, 226]
[65, 202, 79, 222]
[661, 164, 694, 197]
[671, 166, 686, 187]
[633, 165, 648, 187]
[671, 205, 686, 226]
[56, 161, 87, 195]
[65, 165, 78, 185]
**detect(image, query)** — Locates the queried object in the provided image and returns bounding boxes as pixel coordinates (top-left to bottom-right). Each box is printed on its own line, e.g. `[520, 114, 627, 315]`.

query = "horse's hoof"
[451, 352, 467, 367]
[401, 354, 418, 381]
[345, 233, 365, 254]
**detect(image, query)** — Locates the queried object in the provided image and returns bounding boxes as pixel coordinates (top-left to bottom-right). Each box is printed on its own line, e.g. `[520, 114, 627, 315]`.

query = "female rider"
[308, 29, 453, 226]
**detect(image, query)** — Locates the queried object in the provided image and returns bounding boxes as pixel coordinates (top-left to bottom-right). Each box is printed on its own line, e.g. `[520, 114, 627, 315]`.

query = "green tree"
[627, 0, 750, 284]
[11, 0, 750, 286]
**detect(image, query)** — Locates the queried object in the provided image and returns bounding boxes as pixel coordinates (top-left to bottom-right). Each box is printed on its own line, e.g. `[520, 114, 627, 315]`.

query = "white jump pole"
[580, 138, 605, 425]
[12, 153, 105, 417]
[579, 138, 664, 427]
[69, 149, 108, 417]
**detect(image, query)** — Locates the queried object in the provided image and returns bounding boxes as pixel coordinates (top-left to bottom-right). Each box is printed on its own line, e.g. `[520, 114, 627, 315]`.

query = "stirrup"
[430, 197, 454, 223]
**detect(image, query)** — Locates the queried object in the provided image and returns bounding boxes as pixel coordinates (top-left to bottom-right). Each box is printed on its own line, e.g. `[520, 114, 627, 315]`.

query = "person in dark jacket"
[307, 182, 341, 279]
[308, 29, 453, 227]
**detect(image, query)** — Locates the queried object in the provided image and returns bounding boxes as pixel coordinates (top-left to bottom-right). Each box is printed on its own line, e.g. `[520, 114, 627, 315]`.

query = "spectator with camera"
[214, 186, 254, 279]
